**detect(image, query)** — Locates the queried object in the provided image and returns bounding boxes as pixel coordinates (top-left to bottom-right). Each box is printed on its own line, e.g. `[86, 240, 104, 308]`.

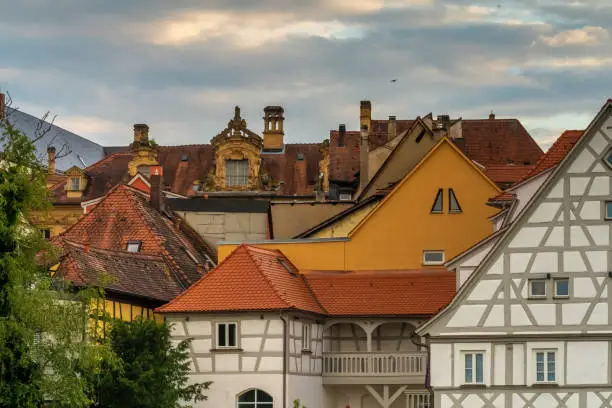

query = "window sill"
[531, 382, 558, 388]
[460, 384, 486, 389]
[301, 349, 312, 355]
[528, 296, 547, 300]
[210, 348, 243, 353]
[553, 296, 569, 300]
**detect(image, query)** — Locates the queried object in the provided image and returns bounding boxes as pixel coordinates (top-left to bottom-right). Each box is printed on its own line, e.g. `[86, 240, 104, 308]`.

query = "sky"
[1, 0, 611, 150]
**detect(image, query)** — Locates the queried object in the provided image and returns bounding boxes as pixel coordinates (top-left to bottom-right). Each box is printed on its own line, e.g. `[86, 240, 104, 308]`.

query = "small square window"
[70, 177, 80, 191]
[339, 193, 352, 201]
[423, 251, 445, 265]
[126, 240, 142, 253]
[605, 201, 612, 220]
[41, 229, 51, 240]
[535, 350, 556, 383]
[529, 279, 547, 298]
[302, 324, 311, 351]
[216, 322, 238, 348]
[554, 279, 569, 298]
[463, 352, 484, 384]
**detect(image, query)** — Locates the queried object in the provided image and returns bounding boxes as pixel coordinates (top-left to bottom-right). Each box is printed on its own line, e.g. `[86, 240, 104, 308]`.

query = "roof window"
[126, 240, 142, 253]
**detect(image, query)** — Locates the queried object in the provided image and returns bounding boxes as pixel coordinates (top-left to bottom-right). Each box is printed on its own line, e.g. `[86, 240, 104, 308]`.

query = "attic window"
[449, 189, 462, 213]
[431, 189, 443, 213]
[69, 177, 81, 191]
[278, 258, 296, 276]
[126, 240, 142, 253]
[225, 159, 249, 187]
[423, 250, 445, 265]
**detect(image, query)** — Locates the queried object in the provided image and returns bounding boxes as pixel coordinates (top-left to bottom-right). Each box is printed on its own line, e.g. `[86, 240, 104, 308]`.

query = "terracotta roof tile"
[57, 184, 215, 287]
[484, 164, 535, 185]
[304, 269, 455, 316]
[57, 242, 183, 302]
[514, 130, 584, 184]
[158, 245, 325, 314]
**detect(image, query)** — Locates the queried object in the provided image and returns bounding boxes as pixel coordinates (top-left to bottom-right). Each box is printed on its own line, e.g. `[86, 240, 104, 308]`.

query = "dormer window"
[137, 166, 150, 178]
[225, 159, 249, 187]
[126, 240, 142, 253]
[69, 177, 80, 191]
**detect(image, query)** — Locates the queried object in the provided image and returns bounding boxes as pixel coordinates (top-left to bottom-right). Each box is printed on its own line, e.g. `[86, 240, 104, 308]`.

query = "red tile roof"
[488, 192, 516, 203]
[328, 118, 543, 182]
[57, 241, 183, 302]
[56, 184, 215, 287]
[158, 245, 456, 317]
[304, 269, 455, 316]
[158, 245, 325, 314]
[514, 130, 584, 185]
[484, 164, 535, 185]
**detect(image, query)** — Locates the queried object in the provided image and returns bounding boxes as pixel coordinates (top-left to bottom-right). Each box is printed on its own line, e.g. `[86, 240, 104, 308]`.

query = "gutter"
[279, 311, 288, 408]
[411, 332, 433, 400]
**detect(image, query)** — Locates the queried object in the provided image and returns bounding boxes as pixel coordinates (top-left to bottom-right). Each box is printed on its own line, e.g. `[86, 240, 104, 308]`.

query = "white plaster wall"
[510, 171, 549, 223]
[288, 375, 324, 408]
[430, 343, 452, 387]
[566, 341, 608, 385]
[512, 343, 525, 385]
[493, 344, 506, 386]
[188, 373, 283, 408]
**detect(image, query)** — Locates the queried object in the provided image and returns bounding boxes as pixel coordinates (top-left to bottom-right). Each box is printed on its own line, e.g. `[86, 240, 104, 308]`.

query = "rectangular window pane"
[536, 352, 544, 381]
[606, 202, 612, 219]
[475, 354, 483, 383]
[547, 352, 556, 381]
[228, 323, 236, 347]
[218, 324, 226, 347]
[530, 280, 546, 297]
[464, 354, 472, 383]
[226, 159, 249, 187]
[555, 279, 569, 297]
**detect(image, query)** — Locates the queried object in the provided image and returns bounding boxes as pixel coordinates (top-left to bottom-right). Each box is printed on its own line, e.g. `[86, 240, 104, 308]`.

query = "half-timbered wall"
[323, 321, 421, 353]
[425, 107, 612, 408]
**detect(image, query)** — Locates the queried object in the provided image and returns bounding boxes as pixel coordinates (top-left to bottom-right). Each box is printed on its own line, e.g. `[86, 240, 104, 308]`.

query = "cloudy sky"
[1, 0, 611, 149]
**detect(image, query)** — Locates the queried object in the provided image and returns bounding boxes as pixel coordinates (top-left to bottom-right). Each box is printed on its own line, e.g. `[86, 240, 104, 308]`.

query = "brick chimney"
[149, 166, 164, 212]
[359, 124, 369, 193]
[133, 123, 149, 147]
[388, 115, 396, 141]
[360, 101, 371, 133]
[263, 106, 285, 151]
[47, 146, 56, 175]
[338, 124, 346, 147]
[294, 152, 307, 195]
[0, 92, 5, 121]
[489, 111, 496, 120]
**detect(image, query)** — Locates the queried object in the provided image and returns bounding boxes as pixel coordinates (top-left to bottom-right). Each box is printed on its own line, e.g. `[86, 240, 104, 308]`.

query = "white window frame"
[70, 176, 81, 191]
[528, 279, 547, 299]
[462, 351, 485, 385]
[534, 349, 557, 384]
[302, 324, 312, 352]
[216, 322, 238, 349]
[126, 240, 142, 253]
[339, 193, 352, 201]
[554, 278, 569, 299]
[423, 250, 445, 265]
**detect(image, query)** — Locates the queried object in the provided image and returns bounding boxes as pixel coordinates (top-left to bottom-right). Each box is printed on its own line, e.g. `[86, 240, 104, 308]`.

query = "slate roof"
[57, 241, 184, 302]
[56, 184, 216, 289]
[3, 108, 104, 171]
[158, 245, 455, 317]
[328, 118, 543, 182]
[158, 245, 325, 314]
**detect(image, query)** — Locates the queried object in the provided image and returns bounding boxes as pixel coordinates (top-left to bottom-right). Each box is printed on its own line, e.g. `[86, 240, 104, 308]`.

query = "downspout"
[411, 332, 433, 399]
[280, 311, 288, 408]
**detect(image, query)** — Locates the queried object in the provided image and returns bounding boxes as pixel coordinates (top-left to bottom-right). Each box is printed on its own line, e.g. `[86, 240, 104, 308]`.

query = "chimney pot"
[150, 172, 164, 212]
[389, 115, 396, 121]
[489, 111, 496, 120]
[387, 116, 397, 141]
[338, 124, 346, 147]
[360, 101, 372, 134]
[133, 123, 149, 146]
[359, 125, 369, 194]
[263, 105, 285, 151]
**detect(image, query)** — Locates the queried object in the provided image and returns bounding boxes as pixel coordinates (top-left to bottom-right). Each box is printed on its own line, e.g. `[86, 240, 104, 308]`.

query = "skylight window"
[126, 240, 142, 253]
[431, 189, 443, 213]
[278, 258, 296, 276]
[449, 189, 462, 213]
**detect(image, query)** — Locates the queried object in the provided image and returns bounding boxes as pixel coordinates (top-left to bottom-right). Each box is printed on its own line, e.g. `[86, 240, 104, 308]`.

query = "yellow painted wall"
[310, 201, 379, 238]
[90, 298, 164, 339]
[32, 205, 83, 237]
[218, 139, 499, 271]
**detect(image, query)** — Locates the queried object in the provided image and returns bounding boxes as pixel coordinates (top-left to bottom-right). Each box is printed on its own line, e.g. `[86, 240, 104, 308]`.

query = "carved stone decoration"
[318, 139, 330, 192]
[210, 106, 264, 190]
[128, 147, 159, 177]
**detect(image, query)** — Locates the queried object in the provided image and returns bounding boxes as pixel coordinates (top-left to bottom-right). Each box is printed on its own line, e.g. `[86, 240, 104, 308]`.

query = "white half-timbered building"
[418, 100, 612, 408]
[158, 244, 455, 408]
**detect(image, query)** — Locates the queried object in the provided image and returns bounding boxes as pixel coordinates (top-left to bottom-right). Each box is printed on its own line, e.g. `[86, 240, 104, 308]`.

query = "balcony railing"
[322, 352, 427, 377]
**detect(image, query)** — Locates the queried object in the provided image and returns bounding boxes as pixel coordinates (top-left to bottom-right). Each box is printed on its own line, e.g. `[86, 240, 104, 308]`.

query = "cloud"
[540, 25, 609, 46]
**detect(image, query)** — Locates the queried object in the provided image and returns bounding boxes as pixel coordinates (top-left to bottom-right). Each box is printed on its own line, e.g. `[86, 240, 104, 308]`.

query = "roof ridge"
[243, 246, 291, 308]
[62, 240, 164, 260]
[84, 151, 134, 171]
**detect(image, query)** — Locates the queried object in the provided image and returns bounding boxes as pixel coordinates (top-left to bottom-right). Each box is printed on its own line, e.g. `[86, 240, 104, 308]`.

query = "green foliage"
[148, 139, 159, 148]
[293, 399, 307, 408]
[0, 113, 116, 407]
[91, 318, 210, 408]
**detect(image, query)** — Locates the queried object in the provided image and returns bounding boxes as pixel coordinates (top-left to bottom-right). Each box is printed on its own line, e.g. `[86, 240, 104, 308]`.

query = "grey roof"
[3, 108, 105, 171]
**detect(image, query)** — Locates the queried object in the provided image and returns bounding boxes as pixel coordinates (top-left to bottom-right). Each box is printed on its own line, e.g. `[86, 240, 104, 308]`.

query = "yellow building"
[219, 137, 500, 270]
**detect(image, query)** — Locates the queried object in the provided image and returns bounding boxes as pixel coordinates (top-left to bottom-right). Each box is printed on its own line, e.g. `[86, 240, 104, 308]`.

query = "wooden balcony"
[322, 352, 427, 385]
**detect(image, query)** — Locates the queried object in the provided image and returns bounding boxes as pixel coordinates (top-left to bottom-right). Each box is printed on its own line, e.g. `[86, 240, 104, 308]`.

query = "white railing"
[322, 352, 427, 377]
[406, 391, 432, 408]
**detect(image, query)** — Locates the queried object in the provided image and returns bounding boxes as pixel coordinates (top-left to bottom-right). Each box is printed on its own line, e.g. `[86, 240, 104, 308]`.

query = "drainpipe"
[411, 332, 434, 400]
[280, 311, 288, 408]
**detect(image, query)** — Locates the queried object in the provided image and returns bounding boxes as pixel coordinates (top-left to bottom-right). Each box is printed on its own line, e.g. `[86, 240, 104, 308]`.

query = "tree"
[91, 318, 210, 408]
[0, 110, 114, 407]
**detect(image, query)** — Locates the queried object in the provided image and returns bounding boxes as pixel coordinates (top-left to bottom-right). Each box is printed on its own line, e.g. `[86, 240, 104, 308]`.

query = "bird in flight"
[390, 79, 397, 83]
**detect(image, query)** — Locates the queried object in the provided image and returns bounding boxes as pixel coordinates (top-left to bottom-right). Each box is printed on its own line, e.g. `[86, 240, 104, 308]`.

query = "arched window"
[237, 389, 273, 407]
